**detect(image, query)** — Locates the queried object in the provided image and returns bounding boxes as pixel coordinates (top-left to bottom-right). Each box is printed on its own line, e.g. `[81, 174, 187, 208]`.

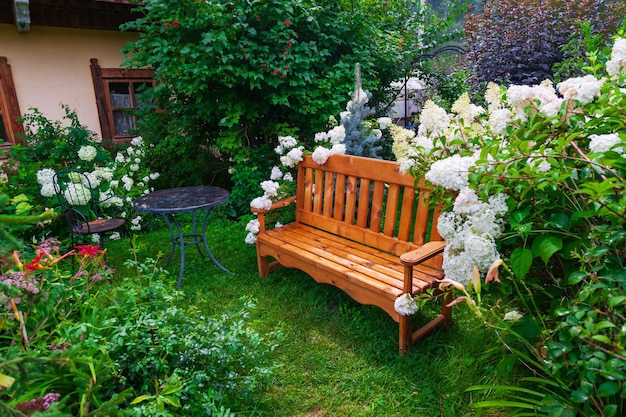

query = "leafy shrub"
[121, 0, 468, 190]
[0, 106, 159, 243]
[390, 34, 626, 415]
[464, 0, 625, 94]
[0, 242, 281, 416]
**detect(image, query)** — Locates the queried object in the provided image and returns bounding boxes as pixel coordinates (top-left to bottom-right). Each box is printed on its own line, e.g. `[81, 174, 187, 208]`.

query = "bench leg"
[399, 314, 413, 355]
[257, 252, 270, 278]
[440, 289, 453, 325]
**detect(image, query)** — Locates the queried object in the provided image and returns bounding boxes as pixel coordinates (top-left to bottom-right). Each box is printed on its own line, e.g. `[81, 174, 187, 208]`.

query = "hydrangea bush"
[35, 136, 158, 241]
[392, 36, 626, 415]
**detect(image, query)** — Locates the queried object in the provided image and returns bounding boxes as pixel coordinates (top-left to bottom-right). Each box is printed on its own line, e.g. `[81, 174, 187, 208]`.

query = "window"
[0, 57, 24, 150]
[90, 58, 154, 144]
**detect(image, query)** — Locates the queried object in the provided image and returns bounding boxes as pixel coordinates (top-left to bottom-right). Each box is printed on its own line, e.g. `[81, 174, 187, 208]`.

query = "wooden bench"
[252, 153, 451, 354]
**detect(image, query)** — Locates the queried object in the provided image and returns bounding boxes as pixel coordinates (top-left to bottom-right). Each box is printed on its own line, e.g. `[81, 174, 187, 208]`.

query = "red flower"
[25, 251, 44, 273]
[172, 20, 180, 26]
[286, 40, 292, 47]
[74, 245, 104, 257]
[280, 73, 285, 79]
[165, 22, 171, 28]
[283, 19, 291, 26]
[273, 69, 280, 75]
[255, 15, 261, 21]
[283, 50, 288, 55]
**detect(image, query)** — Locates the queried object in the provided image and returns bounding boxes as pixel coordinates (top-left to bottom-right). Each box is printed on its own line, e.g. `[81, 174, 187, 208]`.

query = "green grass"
[105, 213, 516, 417]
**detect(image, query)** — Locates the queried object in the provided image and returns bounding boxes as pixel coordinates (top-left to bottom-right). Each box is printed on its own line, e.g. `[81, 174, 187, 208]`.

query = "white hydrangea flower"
[488, 108, 513, 135]
[328, 125, 346, 145]
[270, 166, 283, 180]
[260, 180, 280, 197]
[453, 188, 482, 214]
[283, 172, 294, 182]
[426, 155, 477, 191]
[149, 172, 160, 180]
[606, 38, 626, 78]
[115, 153, 125, 163]
[78, 145, 98, 162]
[314, 131, 329, 142]
[250, 195, 272, 210]
[442, 246, 475, 285]
[589, 133, 624, 154]
[245, 232, 257, 244]
[64, 183, 91, 206]
[464, 233, 498, 271]
[280, 146, 304, 168]
[418, 100, 451, 136]
[394, 293, 418, 316]
[278, 135, 298, 150]
[557, 75, 605, 105]
[451, 92, 485, 122]
[377, 117, 392, 130]
[40, 182, 57, 198]
[330, 143, 346, 155]
[131, 136, 143, 146]
[245, 219, 260, 234]
[109, 232, 121, 240]
[312, 146, 332, 165]
[36, 168, 56, 185]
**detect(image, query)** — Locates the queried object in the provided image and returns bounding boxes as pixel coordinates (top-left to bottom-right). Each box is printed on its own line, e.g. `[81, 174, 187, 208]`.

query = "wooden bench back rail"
[254, 153, 451, 354]
[296, 154, 442, 257]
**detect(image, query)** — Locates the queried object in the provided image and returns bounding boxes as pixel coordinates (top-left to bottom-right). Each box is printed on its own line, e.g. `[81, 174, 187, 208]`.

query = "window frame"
[90, 58, 154, 144]
[0, 57, 24, 151]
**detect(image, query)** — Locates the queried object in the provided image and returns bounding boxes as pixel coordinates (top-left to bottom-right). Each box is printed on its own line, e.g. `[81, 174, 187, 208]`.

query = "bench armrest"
[251, 196, 297, 233]
[400, 241, 446, 266]
[250, 196, 297, 214]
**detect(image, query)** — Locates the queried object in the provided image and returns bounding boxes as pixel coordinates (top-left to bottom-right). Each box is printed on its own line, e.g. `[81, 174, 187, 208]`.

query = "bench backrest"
[295, 154, 442, 256]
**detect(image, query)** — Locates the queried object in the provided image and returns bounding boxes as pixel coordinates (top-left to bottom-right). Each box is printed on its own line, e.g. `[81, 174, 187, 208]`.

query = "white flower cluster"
[78, 145, 98, 162]
[37, 137, 159, 235]
[394, 293, 419, 316]
[589, 133, 624, 154]
[437, 189, 507, 285]
[606, 38, 626, 78]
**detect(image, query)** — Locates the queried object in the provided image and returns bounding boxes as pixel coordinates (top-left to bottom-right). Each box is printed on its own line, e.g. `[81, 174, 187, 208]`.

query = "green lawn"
[105, 213, 514, 416]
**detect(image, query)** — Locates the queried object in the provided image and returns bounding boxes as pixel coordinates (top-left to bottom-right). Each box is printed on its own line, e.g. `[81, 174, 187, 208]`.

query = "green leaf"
[593, 321, 616, 332]
[531, 235, 563, 265]
[608, 295, 625, 308]
[591, 335, 612, 344]
[130, 395, 155, 405]
[548, 212, 570, 230]
[597, 381, 620, 397]
[569, 390, 589, 403]
[510, 247, 533, 279]
[603, 404, 618, 417]
[567, 271, 587, 285]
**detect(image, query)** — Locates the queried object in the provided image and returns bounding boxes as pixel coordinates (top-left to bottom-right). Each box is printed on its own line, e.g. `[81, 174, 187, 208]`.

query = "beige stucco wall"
[0, 24, 139, 140]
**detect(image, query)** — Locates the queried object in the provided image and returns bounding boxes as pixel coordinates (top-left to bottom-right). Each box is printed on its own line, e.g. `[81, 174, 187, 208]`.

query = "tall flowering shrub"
[393, 36, 626, 415]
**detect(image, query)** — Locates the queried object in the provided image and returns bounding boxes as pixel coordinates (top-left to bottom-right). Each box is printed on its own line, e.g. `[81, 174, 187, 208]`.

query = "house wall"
[0, 24, 138, 140]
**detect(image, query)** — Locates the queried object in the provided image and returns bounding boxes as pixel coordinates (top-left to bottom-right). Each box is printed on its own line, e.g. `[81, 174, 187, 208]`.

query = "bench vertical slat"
[398, 186, 416, 241]
[333, 173, 346, 221]
[356, 178, 370, 228]
[300, 165, 314, 213]
[345, 176, 358, 224]
[369, 181, 385, 233]
[384, 183, 401, 237]
[313, 167, 324, 214]
[413, 188, 430, 245]
[323, 170, 335, 217]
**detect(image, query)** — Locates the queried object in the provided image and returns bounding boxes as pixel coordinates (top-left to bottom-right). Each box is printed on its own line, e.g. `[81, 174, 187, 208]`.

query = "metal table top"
[133, 186, 230, 214]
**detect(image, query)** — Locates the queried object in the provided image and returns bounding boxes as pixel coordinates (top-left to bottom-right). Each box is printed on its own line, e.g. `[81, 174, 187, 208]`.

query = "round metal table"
[133, 186, 231, 288]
